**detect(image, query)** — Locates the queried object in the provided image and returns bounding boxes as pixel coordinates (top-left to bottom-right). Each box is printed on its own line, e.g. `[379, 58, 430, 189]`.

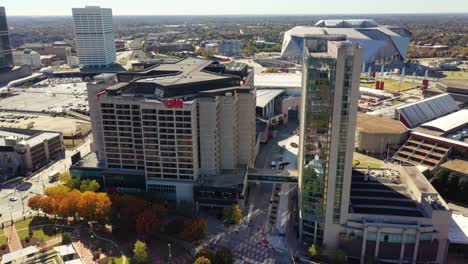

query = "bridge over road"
[247, 168, 298, 183]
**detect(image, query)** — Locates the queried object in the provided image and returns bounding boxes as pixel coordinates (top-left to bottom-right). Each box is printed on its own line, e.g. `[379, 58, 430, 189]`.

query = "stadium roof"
[396, 94, 459, 128]
[420, 109, 468, 132]
[256, 89, 285, 108]
[281, 20, 411, 65]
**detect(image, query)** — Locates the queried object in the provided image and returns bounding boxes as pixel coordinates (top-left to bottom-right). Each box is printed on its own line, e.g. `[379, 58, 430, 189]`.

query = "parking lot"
[0, 79, 89, 113]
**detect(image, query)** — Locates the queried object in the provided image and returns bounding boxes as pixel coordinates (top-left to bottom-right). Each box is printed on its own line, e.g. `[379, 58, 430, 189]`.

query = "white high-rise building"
[72, 6, 116, 68]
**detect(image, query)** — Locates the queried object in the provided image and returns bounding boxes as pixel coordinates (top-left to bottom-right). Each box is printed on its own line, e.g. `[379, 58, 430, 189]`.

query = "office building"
[72, 6, 116, 68]
[281, 19, 411, 66]
[218, 39, 241, 57]
[298, 36, 362, 246]
[0, 7, 13, 70]
[71, 59, 256, 203]
[0, 128, 64, 179]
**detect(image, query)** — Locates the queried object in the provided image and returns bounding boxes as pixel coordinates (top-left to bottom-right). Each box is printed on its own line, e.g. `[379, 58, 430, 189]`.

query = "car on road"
[9, 196, 18, 202]
[271, 161, 277, 168]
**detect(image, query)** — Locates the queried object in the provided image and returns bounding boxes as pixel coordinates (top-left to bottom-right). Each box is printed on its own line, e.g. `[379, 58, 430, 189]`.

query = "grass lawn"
[108, 256, 131, 264]
[353, 159, 382, 169]
[360, 79, 416, 92]
[442, 71, 468, 80]
[0, 235, 7, 245]
[15, 217, 59, 241]
[14, 218, 33, 230]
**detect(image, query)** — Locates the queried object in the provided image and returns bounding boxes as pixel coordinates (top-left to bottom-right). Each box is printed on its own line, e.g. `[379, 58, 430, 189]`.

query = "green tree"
[330, 249, 346, 264]
[431, 168, 450, 194]
[80, 179, 100, 192]
[133, 240, 149, 263]
[62, 232, 72, 245]
[194, 256, 211, 264]
[223, 204, 243, 225]
[264, 67, 279, 73]
[59, 171, 71, 182]
[308, 244, 324, 257]
[213, 247, 233, 264]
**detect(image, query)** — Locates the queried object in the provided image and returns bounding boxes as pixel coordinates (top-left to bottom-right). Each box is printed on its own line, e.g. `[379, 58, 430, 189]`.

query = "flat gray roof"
[26, 131, 60, 147]
[256, 89, 285, 108]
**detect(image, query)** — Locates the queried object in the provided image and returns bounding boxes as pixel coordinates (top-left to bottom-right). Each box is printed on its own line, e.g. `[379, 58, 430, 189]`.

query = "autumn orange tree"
[182, 217, 207, 242]
[135, 204, 166, 237]
[28, 185, 112, 224]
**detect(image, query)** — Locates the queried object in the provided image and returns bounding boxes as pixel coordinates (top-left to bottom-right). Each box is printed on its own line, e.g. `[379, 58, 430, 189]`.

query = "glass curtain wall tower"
[298, 35, 362, 248]
[0, 7, 13, 69]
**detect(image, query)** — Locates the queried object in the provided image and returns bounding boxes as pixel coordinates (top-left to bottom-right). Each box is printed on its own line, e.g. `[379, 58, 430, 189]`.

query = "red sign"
[164, 99, 184, 109]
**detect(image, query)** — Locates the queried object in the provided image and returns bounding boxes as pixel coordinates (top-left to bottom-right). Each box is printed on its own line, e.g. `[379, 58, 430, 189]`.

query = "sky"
[2, 0, 468, 16]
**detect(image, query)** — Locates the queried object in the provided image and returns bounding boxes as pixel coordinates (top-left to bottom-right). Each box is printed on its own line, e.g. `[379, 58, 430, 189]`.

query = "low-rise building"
[355, 113, 409, 155]
[0, 128, 64, 178]
[13, 49, 41, 69]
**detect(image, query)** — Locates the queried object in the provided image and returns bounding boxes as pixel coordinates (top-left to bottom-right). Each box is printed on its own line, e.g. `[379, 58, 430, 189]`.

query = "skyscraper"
[0, 7, 13, 69]
[298, 36, 362, 247]
[218, 39, 241, 57]
[72, 6, 116, 68]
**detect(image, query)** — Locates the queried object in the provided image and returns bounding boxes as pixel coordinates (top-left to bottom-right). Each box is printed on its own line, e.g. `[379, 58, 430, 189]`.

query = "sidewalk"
[4, 225, 22, 252]
[73, 241, 95, 264]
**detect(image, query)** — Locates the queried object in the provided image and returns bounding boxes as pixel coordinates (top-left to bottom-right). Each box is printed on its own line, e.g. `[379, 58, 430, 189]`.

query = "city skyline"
[2, 0, 468, 16]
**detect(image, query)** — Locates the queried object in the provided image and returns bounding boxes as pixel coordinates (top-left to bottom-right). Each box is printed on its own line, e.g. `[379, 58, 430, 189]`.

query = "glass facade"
[301, 56, 337, 243]
[0, 7, 12, 69]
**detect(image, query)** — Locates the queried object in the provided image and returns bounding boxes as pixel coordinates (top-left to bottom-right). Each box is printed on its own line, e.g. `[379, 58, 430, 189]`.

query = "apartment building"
[74, 58, 256, 203]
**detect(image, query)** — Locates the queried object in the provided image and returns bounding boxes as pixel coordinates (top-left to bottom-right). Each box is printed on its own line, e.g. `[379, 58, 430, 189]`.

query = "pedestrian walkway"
[73, 241, 95, 264]
[44, 236, 62, 248]
[4, 225, 22, 252]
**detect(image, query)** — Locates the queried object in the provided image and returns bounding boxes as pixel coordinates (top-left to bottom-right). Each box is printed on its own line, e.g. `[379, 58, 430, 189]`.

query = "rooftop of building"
[439, 79, 468, 90]
[0, 127, 60, 147]
[441, 159, 468, 176]
[194, 168, 247, 189]
[106, 58, 251, 99]
[71, 152, 103, 168]
[254, 73, 302, 89]
[420, 109, 468, 133]
[356, 112, 408, 135]
[396, 94, 460, 128]
[350, 164, 449, 218]
[256, 89, 285, 108]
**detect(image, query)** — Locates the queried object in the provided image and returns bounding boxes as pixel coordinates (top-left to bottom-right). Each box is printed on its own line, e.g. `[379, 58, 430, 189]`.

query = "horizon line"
[7, 12, 468, 17]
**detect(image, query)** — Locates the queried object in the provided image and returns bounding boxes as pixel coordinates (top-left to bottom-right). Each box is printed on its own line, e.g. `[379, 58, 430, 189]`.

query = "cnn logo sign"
[164, 99, 184, 109]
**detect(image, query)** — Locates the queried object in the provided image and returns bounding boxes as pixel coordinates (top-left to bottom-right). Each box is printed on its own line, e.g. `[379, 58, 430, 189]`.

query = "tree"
[165, 218, 185, 235]
[58, 171, 71, 183]
[182, 217, 207, 242]
[57, 190, 81, 218]
[27, 195, 43, 211]
[136, 205, 166, 237]
[62, 232, 72, 245]
[80, 179, 100, 192]
[223, 204, 243, 225]
[193, 250, 213, 262]
[308, 244, 324, 257]
[264, 67, 279, 73]
[133, 240, 149, 263]
[330, 249, 346, 264]
[44, 185, 70, 197]
[194, 256, 211, 264]
[213, 247, 233, 264]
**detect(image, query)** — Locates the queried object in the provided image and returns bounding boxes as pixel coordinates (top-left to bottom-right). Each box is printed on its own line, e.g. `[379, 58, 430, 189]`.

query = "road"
[0, 135, 93, 223]
[201, 122, 299, 263]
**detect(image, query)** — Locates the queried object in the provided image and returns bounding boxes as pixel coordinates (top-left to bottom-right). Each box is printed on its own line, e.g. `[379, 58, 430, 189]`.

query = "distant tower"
[0, 7, 13, 69]
[298, 36, 362, 247]
[72, 6, 116, 68]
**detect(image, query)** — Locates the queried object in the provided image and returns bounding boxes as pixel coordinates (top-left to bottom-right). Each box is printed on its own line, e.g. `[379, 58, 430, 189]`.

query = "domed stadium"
[281, 19, 412, 67]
